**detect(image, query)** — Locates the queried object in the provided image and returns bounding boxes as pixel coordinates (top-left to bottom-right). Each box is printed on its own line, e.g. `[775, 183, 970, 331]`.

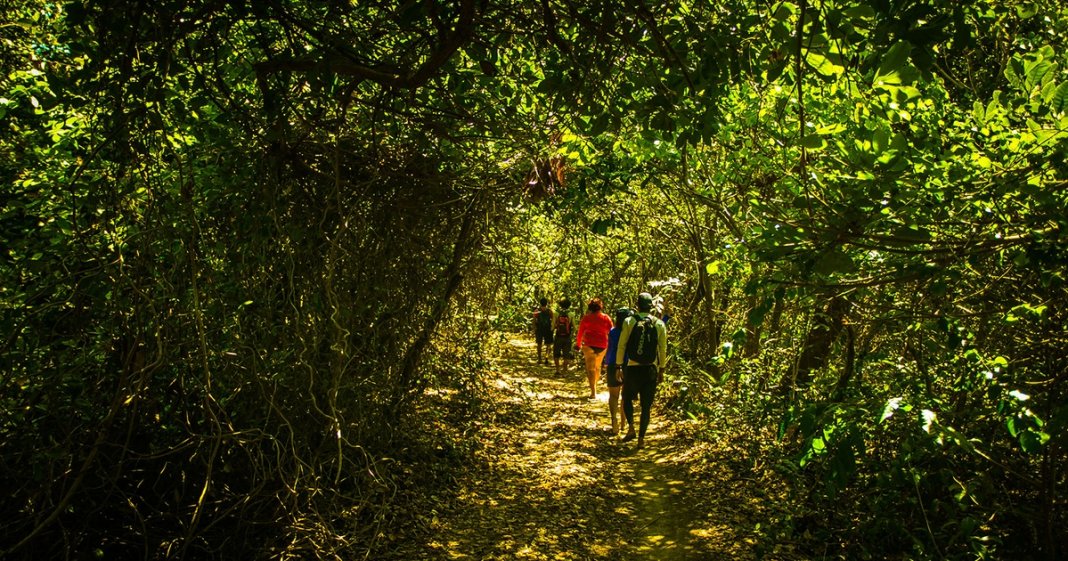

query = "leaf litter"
[387, 335, 801, 560]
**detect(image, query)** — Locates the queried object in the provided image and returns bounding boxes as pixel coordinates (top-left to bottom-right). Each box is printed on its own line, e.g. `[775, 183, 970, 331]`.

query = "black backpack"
[554, 312, 572, 340]
[625, 314, 659, 364]
[536, 309, 553, 332]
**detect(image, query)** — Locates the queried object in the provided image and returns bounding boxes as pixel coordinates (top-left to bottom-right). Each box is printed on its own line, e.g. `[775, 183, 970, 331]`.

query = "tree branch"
[254, 0, 478, 89]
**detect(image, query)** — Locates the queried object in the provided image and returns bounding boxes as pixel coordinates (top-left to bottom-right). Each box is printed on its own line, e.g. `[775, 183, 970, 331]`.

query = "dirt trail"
[394, 335, 772, 560]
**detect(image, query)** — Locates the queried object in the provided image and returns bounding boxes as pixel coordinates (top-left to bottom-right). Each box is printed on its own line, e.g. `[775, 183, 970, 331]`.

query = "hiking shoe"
[621, 432, 636, 443]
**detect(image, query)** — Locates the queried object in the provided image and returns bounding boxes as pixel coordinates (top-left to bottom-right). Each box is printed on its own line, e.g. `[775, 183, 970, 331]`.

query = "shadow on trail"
[394, 335, 767, 561]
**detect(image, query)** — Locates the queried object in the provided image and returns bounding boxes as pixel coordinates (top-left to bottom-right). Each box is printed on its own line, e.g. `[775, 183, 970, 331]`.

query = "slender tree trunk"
[832, 323, 856, 398]
[743, 289, 763, 358]
[784, 294, 850, 389]
[391, 203, 480, 416]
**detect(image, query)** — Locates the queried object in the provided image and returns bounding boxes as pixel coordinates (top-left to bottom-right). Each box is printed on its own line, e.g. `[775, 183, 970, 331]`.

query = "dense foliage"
[2, 0, 1065, 559]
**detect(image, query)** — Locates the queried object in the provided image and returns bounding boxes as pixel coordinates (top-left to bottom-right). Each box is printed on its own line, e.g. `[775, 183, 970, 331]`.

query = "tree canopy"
[2, 0, 1066, 559]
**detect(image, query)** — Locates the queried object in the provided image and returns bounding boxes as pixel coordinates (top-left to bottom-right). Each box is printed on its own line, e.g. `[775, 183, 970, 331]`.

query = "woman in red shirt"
[575, 298, 614, 400]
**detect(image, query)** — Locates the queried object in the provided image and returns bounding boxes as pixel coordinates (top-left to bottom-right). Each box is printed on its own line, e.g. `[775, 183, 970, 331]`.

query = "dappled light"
[385, 335, 784, 561]
[3, 2, 1065, 559]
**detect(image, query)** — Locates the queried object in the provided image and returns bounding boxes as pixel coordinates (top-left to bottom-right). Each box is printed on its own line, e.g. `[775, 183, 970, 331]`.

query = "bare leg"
[581, 346, 603, 398]
[608, 386, 622, 433]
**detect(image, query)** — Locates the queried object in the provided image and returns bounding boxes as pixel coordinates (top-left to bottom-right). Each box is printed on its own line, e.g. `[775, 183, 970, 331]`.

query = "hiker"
[614, 292, 668, 449]
[533, 297, 554, 365]
[575, 298, 613, 400]
[552, 298, 574, 375]
[604, 307, 632, 434]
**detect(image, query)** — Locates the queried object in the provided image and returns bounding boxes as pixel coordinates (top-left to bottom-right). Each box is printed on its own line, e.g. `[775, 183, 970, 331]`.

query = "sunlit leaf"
[921, 409, 937, 433]
[880, 398, 902, 423]
[1052, 82, 1068, 113]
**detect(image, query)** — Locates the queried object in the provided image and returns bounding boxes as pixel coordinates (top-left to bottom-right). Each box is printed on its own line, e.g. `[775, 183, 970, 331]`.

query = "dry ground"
[391, 335, 795, 560]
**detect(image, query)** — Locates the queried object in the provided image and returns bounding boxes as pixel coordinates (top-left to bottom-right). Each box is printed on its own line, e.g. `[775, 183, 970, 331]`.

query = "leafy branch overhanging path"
[394, 335, 796, 561]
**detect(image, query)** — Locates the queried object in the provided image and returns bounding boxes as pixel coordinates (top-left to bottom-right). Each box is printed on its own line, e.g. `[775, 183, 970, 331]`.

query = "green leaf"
[880, 398, 902, 423]
[842, 5, 875, 19]
[801, 134, 826, 149]
[874, 42, 912, 86]
[1016, 3, 1038, 18]
[816, 123, 846, 135]
[1024, 58, 1054, 91]
[872, 125, 890, 153]
[806, 52, 844, 77]
[1051, 82, 1068, 113]
[1019, 430, 1049, 453]
[813, 250, 856, 275]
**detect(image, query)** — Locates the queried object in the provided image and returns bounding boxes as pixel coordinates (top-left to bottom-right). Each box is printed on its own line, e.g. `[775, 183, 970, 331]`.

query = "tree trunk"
[784, 294, 851, 389]
[391, 204, 480, 416]
[832, 323, 856, 398]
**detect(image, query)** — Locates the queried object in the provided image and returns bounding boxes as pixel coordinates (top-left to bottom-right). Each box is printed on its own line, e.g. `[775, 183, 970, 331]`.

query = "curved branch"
[255, 0, 477, 89]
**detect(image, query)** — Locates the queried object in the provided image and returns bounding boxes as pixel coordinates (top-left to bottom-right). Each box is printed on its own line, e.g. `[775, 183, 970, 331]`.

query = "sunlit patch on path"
[392, 334, 788, 560]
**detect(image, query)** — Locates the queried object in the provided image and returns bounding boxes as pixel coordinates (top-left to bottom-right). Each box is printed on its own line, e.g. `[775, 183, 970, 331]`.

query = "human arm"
[614, 317, 633, 367]
[656, 320, 668, 382]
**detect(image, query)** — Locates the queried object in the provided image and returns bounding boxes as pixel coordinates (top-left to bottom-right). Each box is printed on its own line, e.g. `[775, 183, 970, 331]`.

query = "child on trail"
[552, 298, 574, 375]
[575, 298, 613, 400]
[614, 292, 668, 449]
[604, 307, 632, 435]
[533, 298, 554, 365]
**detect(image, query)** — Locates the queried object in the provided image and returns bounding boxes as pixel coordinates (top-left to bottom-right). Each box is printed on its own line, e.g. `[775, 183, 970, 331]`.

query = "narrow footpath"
[394, 335, 791, 560]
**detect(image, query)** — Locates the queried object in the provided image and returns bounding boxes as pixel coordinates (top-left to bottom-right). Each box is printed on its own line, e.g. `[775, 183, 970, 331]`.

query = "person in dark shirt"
[533, 298, 554, 365]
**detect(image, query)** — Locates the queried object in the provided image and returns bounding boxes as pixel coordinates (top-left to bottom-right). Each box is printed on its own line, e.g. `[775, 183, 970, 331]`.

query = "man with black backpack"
[613, 292, 667, 449]
[552, 298, 575, 375]
[533, 298, 554, 365]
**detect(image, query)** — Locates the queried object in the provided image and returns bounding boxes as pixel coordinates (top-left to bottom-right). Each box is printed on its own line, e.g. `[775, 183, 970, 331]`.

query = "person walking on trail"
[604, 307, 632, 435]
[575, 298, 613, 400]
[614, 292, 667, 449]
[533, 298, 554, 365]
[552, 298, 575, 375]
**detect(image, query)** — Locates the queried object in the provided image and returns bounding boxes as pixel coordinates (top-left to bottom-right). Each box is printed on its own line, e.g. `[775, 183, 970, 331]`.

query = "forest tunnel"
[2, 1, 1066, 559]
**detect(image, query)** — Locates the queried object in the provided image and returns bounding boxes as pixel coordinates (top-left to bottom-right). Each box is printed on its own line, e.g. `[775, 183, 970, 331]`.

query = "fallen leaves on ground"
[387, 335, 801, 561]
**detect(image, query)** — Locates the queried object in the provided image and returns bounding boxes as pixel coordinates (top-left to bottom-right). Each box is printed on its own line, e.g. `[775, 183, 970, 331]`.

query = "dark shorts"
[553, 337, 573, 359]
[536, 329, 553, 346]
[605, 364, 623, 388]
